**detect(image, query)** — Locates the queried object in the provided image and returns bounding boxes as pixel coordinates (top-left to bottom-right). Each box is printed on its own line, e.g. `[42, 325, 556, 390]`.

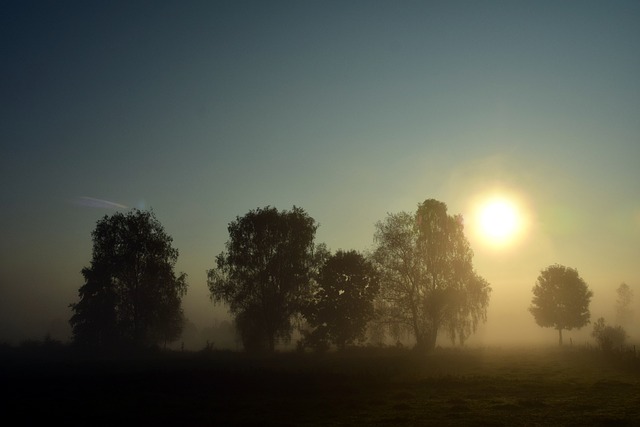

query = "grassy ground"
[3, 345, 640, 426]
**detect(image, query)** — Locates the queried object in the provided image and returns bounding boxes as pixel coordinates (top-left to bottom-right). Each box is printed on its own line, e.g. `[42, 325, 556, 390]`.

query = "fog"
[1, 197, 638, 353]
[1, 1, 639, 354]
[1, 198, 637, 353]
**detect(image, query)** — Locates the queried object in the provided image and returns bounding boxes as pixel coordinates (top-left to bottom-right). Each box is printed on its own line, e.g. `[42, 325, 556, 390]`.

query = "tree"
[372, 199, 491, 353]
[302, 250, 380, 351]
[529, 264, 592, 345]
[207, 206, 322, 353]
[69, 209, 187, 349]
[615, 282, 634, 327]
[592, 317, 627, 352]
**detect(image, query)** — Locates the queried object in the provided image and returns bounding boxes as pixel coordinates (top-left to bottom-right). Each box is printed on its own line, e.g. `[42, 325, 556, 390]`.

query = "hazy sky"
[2, 1, 639, 346]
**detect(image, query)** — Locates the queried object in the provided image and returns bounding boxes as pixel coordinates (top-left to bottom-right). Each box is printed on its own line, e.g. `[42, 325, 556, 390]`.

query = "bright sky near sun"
[1, 1, 639, 346]
[476, 197, 522, 246]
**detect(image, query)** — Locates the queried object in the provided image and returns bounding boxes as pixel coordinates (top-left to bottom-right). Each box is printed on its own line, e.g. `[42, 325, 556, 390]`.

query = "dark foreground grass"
[3, 345, 640, 426]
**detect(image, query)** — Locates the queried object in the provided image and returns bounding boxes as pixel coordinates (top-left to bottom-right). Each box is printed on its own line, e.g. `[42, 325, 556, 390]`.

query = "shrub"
[592, 317, 627, 352]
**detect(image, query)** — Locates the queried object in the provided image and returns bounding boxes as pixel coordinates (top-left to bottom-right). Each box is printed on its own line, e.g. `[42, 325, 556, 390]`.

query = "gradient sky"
[2, 1, 639, 346]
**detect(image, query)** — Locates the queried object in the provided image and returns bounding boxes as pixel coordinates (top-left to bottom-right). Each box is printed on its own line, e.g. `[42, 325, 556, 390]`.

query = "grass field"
[3, 345, 640, 426]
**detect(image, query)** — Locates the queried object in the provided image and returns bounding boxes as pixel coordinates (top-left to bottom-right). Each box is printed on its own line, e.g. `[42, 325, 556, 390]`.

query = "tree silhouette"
[529, 264, 592, 345]
[208, 206, 322, 353]
[372, 199, 491, 353]
[303, 250, 380, 351]
[69, 209, 187, 349]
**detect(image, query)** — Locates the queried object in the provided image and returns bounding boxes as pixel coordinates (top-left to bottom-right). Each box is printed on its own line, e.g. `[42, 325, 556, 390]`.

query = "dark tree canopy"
[372, 199, 491, 352]
[303, 250, 380, 351]
[208, 206, 321, 353]
[529, 264, 592, 345]
[69, 209, 187, 350]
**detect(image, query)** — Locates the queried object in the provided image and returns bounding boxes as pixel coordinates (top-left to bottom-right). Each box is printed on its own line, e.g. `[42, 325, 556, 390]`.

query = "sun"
[475, 196, 522, 247]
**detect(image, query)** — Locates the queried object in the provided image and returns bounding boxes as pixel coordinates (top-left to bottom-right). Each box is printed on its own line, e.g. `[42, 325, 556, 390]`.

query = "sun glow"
[473, 194, 526, 248]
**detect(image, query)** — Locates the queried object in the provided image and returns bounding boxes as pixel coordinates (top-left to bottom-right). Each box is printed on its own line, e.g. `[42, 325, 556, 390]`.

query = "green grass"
[3, 345, 640, 426]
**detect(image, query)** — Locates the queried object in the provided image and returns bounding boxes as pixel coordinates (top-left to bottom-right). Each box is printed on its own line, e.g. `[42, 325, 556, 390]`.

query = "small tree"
[208, 206, 322, 353]
[303, 250, 380, 350]
[70, 209, 187, 350]
[592, 317, 627, 352]
[529, 264, 592, 345]
[615, 282, 634, 327]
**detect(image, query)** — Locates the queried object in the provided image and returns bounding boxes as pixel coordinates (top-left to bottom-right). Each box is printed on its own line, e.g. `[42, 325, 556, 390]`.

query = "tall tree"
[303, 250, 380, 350]
[69, 209, 187, 349]
[372, 199, 491, 353]
[208, 206, 321, 353]
[529, 264, 592, 345]
[615, 282, 634, 327]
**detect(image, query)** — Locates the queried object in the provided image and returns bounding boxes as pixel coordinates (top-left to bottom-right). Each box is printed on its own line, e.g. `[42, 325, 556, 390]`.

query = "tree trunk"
[414, 337, 429, 354]
[414, 329, 438, 354]
[426, 329, 438, 352]
[558, 328, 563, 346]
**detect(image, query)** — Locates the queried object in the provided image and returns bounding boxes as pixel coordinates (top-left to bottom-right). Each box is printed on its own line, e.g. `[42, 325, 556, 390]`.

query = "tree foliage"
[207, 206, 321, 353]
[529, 264, 592, 345]
[592, 317, 627, 352]
[302, 250, 380, 351]
[69, 209, 187, 349]
[372, 199, 491, 352]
